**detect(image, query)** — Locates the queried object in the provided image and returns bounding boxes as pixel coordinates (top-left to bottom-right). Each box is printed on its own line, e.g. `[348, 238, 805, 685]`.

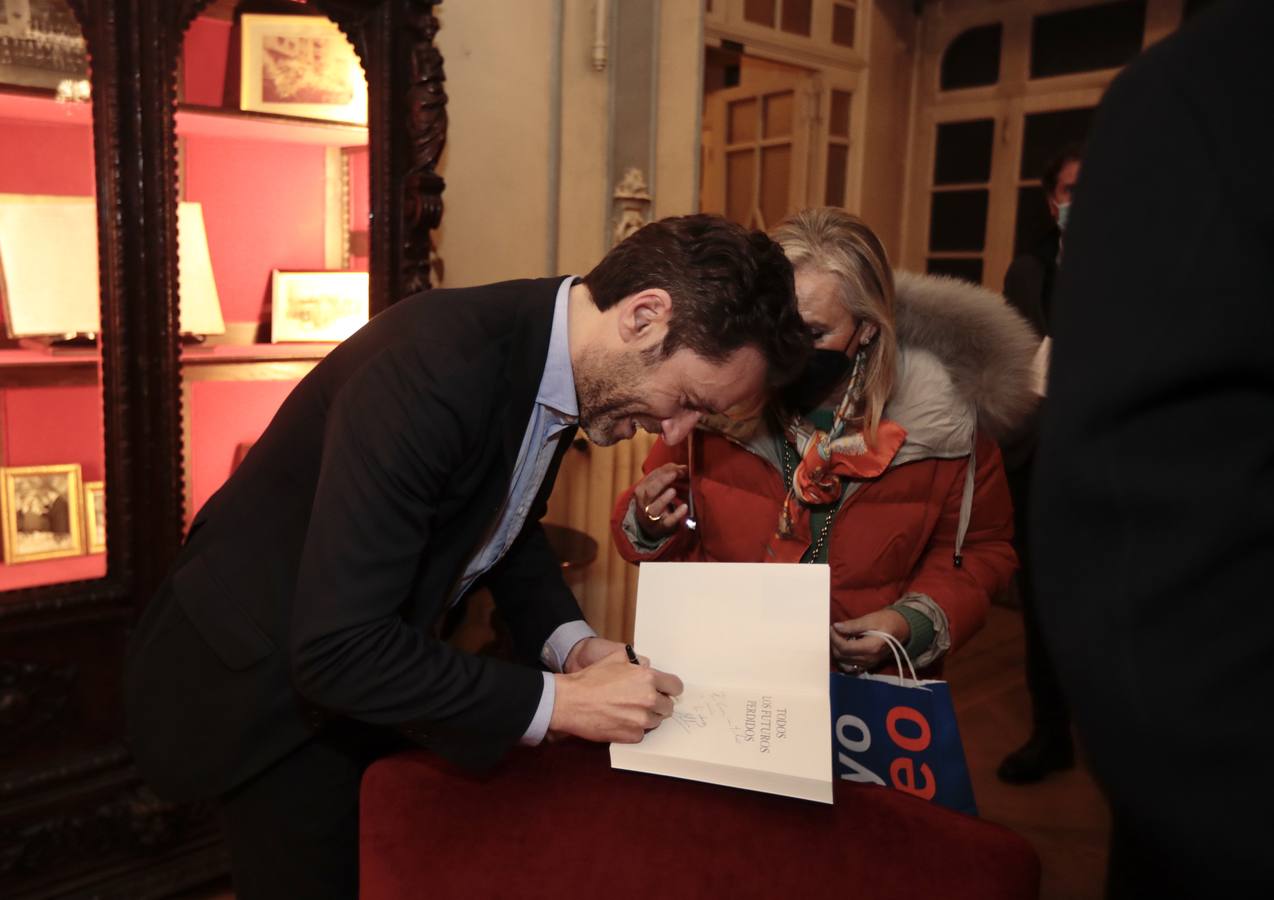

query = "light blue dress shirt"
[448, 276, 597, 744]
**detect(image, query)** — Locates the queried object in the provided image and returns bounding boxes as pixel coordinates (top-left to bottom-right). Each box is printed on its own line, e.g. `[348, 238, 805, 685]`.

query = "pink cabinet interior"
[0, 12, 367, 589]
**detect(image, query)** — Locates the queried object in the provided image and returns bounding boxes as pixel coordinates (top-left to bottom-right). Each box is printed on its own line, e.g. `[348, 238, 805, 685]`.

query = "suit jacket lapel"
[500, 278, 567, 474]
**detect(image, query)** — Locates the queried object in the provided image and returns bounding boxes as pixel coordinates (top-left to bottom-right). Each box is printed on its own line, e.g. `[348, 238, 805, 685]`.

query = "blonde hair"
[771, 208, 897, 446]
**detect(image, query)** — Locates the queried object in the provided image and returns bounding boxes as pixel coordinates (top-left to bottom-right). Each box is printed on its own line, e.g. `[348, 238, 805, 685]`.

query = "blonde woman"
[611, 208, 1038, 672]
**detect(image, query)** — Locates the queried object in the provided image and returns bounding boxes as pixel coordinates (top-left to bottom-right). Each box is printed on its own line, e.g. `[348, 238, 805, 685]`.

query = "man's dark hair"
[1042, 142, 1084, 197]
[582, 214, 809, 387]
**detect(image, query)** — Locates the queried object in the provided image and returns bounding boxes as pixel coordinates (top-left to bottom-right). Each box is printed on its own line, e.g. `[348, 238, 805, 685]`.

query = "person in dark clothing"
[1002, 144, 1080, 340]
[1033, 1, 1274, 894]
[124, 215, 810, 900]
[997, 144, 1081, 785]
[45, 491, 71, 538]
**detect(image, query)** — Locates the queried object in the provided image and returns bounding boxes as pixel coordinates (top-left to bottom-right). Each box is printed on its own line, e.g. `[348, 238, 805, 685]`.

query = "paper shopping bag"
[830, 670, 978, 815]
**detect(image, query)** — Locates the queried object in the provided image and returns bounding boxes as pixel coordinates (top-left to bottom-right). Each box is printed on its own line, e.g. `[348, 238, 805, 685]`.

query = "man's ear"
[617, 288, 673, 345]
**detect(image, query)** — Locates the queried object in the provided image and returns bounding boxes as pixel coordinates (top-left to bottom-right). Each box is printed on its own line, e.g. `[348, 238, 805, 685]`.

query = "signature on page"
[669, 691, 746, 741]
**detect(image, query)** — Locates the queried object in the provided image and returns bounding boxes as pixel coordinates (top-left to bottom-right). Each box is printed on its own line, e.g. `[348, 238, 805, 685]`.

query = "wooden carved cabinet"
[0, 1, 445, 896]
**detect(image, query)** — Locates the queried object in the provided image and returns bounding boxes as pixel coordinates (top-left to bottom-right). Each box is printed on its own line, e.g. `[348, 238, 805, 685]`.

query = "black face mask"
[781, 348, 853, 414]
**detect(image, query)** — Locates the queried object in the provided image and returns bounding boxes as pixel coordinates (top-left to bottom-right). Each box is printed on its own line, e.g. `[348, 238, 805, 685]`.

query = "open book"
[609, 562, 832, 803]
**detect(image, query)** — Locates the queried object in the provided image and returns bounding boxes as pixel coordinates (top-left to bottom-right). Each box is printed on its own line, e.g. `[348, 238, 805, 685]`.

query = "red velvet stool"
[360, 740, 1039, 899]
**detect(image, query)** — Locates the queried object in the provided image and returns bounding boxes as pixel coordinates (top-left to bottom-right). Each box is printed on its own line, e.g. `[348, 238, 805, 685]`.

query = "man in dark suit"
[1033, 1, 1274, 894]
[1002, 144, 1080, 341]
[125, 215, 809, 899]
[997, 144, 1082, 785]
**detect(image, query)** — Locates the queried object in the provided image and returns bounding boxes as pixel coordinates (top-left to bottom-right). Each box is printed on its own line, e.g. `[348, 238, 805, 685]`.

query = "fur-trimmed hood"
[885, 271, 1038, 462]
[700, 270, 1039, 465]
[684, 271, 1035, 567]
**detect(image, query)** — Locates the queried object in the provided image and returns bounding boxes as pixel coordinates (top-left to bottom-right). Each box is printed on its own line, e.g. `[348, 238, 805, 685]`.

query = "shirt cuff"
[538, 619, 597, 673]
[520, 672, 555, 746]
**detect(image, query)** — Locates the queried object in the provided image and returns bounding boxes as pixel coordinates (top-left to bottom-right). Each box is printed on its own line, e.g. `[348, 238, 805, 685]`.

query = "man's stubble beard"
[574, 346, 648, 447]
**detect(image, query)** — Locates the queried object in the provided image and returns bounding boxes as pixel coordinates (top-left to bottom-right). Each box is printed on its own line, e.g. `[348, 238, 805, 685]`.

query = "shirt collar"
[536, 276, 579, 421]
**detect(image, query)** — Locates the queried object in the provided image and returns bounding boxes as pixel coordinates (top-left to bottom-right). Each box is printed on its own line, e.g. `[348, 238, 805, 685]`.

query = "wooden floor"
[945, 604, 1110, 900]
[183, 604, 1110, 900]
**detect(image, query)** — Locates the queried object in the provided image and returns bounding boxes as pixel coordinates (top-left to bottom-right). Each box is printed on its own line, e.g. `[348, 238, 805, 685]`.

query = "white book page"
[621, 682, 828, 774]
[0, 196, 225, 338]
[177, 202, 226, 336]
[631, 562, 829, 687]
[1032, 336, 1051, 397]
[0, 196, 99, 336]
[611, 562, 832, 803]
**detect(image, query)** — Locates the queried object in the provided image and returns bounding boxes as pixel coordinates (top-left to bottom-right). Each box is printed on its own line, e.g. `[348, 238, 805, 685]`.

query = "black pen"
[625, 643, 640, 665]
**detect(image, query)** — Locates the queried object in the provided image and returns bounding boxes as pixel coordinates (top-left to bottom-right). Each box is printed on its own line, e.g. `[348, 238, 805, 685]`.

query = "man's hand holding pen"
[550, 644, 682, 744]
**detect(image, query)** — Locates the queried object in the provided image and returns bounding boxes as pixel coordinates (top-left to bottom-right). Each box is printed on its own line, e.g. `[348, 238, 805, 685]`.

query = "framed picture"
[270, 270, 369, 343]
[0, 0, 89, 92]
[82, 479, 104, 554]
[239, 13, 368, 125]
[0, 195, 226, 339]
[0, 463, 84, 564]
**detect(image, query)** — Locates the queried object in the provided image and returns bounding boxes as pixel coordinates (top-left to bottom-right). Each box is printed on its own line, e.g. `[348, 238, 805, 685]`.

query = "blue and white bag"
[830, 630, 978, 815]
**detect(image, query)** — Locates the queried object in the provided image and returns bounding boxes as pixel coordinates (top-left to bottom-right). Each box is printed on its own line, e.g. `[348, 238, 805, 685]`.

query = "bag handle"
[862, 629, 920, 686]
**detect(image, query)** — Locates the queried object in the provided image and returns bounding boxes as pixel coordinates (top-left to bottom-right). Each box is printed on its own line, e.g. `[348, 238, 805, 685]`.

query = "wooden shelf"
[182, 343, 337, 364]
[0, 343, 337, 388]
[176, 104, 368, 148]
[0, 87, 91, 127]
[0, 552, 106, 592]
[0, 90, 368, 147]
[0, 348, 99, 388]
[181, 342, 337, 382]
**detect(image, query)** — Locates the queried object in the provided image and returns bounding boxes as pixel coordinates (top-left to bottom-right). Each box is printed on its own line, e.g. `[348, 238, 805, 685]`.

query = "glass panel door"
[925, 117, 995, 283]
[0, 0, 107, 591]
[702, 59, 813, 230]
[176, 3, 371, 529]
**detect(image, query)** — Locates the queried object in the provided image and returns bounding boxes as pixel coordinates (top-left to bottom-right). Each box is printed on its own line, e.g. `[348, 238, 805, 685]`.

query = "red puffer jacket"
[611, 428, 1015, 657]
[610, 271, 1039, 664]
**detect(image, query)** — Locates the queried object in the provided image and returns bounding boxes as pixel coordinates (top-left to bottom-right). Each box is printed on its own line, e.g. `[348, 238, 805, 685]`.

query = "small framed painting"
[0, 463, 84, 564]
[270, 270, 369, 343]
[239, 13, 368, 125]
[83, 479, 104, 554]
[0, 0, 89, 93]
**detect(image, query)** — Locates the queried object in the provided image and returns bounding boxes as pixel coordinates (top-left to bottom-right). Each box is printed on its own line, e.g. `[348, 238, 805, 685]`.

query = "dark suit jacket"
[125, 277, 584, 801]
[1002, 227, 1059, 340]
[999, 232, 1058, 471]
[1032, 1, 1274, 894]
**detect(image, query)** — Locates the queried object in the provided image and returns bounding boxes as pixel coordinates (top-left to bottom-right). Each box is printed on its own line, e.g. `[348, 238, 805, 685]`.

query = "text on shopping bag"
[836, 705, 936, 800]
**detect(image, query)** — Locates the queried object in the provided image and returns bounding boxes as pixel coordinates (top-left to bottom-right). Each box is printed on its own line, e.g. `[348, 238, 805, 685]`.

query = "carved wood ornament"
[400, 1, 447, 295]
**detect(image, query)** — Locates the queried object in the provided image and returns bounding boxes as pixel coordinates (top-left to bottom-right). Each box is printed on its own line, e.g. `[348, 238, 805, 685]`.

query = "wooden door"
[702, 67, 815, 231]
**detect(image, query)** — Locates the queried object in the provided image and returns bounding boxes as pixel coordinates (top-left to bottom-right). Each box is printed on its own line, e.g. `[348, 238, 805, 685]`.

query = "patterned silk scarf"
[768, 349, 907, 564]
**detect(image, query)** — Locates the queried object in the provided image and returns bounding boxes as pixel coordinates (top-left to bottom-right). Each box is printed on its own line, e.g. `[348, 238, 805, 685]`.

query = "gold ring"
[643, 503, 663, 522]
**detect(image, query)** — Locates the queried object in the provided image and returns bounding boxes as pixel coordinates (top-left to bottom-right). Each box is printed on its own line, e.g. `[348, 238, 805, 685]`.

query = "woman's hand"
[830, 608, 911, 674]
[630, 463, 690, 539]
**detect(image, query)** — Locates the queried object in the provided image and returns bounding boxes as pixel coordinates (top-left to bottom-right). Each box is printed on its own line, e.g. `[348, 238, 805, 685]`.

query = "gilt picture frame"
[0, 0, 89, 93]
[82, 479, 104, 554]
[270, 269, 369, 343]
[239, 13, 368, 125]
[0, 463, 84, 564]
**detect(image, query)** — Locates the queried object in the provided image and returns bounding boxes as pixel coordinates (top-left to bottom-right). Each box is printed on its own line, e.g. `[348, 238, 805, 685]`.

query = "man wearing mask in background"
[1005, 144, 1081, 345]
[996, 143, 1082, 785]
